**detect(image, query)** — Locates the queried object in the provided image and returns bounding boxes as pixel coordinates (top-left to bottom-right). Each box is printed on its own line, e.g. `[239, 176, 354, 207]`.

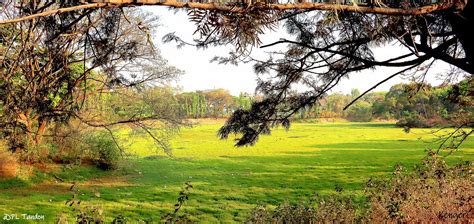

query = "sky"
[145, 7, 450, 96]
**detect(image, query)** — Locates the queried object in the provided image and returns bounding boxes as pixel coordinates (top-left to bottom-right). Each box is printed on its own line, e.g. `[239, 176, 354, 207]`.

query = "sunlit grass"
[0, 121, 472, 223]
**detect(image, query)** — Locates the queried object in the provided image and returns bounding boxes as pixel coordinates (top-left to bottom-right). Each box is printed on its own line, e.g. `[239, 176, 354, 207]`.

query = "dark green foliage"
[345, 101, 372, 122]
[0, 177, 28, 189]
[375, 81, 472, 128]
[86, 134, 121, 170]
[396, 111, 433, 128]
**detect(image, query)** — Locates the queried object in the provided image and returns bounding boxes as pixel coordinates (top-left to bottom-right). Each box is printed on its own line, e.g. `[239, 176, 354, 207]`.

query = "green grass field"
[1, 121, 473, 223]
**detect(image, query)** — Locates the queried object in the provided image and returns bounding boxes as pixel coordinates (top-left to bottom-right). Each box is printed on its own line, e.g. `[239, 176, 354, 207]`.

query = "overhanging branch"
[0, 3, 109, 25]
[0, 1, 460, 25]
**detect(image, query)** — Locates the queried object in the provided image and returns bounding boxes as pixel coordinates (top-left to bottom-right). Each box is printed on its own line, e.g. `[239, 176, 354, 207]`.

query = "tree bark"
[0, 1, 459, 24]
[35, 121, 47, 145]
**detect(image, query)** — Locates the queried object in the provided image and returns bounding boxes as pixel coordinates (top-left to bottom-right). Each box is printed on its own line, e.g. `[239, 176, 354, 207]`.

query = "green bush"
[86, 134, 121, 170]
[345, 101, 373, 122]
[396, 111, 450, 129]
[47, 124, 88, 165]
[396, 111, 432, 128]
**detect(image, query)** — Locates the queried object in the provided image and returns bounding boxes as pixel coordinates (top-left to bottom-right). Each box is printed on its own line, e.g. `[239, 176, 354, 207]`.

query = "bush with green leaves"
[48, 131, 86, 165]
[86, 134, 121, 170]
[345, 101, 373, 122]
[396, 111, 432, 128]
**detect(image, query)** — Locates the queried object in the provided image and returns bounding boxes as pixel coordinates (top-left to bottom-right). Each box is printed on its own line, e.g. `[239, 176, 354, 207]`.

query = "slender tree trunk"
[16, 111, 48, 151]
[35, 120, 47, 145]
[17, 111, 34, 146]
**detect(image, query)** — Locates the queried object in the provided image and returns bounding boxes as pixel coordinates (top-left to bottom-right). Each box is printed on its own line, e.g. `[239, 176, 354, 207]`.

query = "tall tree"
[0, 2, 182, 159]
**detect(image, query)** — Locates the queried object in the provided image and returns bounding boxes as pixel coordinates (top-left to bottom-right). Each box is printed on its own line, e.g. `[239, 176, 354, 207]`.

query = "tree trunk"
[35, 120, 47, 145]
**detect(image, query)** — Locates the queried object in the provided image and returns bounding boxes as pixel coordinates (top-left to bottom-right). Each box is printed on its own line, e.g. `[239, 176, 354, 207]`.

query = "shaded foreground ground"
[0, 122, 473, 223]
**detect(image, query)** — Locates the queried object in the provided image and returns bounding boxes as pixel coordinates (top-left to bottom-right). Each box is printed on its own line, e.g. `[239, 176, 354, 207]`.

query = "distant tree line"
[295, 79, 472, 128]
[176, 89, 254, 118]
[170, 79, 472, 128]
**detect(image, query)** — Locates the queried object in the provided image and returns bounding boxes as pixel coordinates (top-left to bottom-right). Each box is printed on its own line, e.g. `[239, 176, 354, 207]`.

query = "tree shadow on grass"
[126, 151, 415, 202]
[307, 139, 429, 150]
[317, 123, 397, 128]
[1, 138, 471, 223]
[0, 177, 29, 190]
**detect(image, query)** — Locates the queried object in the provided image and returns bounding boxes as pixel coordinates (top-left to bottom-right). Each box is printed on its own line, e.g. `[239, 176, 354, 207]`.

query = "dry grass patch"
[0, 151, 19, 179]
[80, 175, 137, 188]
[366, 154, 473, 223]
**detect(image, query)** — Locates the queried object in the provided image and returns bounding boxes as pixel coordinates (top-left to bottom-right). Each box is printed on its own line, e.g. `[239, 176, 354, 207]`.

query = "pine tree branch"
[0, 1, 459, 25]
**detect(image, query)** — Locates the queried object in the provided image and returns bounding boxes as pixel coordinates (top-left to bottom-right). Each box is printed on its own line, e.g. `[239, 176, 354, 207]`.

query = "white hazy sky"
[146, 7, 449, 95]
